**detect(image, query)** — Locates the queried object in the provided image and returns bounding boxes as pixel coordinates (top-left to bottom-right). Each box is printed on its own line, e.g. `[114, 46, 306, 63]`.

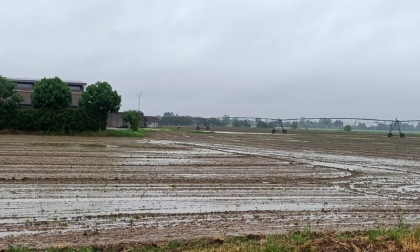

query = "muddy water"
[0, 132, 420, 248]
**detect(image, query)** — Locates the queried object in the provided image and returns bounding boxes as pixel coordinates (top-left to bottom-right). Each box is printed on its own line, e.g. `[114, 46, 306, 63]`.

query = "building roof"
[145, 116, 160, 122]
[7, 77, 87, 85]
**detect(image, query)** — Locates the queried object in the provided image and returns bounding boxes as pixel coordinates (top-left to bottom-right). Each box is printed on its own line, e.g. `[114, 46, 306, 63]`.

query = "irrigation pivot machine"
[160, 115, 419, 137]
[270, 117, 417, 138]
[387, 119, 405, 138]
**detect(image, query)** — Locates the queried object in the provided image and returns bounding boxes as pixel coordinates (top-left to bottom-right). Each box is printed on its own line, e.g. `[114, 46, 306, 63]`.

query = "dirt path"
[0, 130, 419, 249]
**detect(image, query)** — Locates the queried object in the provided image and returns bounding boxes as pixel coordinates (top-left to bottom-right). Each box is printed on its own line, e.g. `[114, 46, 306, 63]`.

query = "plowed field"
[1, 130, 420, 249]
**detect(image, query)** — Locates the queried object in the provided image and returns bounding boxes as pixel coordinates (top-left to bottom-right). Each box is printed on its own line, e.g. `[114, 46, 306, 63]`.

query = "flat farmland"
[1, 130, 420, 250]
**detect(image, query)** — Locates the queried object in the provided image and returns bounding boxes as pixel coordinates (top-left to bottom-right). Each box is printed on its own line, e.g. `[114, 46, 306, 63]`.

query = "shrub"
[344, 125, 352, 131]
[123, 110, 141, 131]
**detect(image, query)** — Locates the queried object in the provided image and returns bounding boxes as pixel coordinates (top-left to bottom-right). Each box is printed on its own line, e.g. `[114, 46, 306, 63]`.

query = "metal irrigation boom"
[271, 119, 287, 134]
[159, 115, 419, 137]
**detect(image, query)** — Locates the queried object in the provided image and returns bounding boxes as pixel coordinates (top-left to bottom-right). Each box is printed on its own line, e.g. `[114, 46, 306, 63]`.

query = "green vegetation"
[92, 129, 146, 137]
[79, 81, 121, 131]
[74, 129, 146, 137]
[290, 121, 298, 130]
[6, 226, 420, 252]
[0, 76, 23, 130]
[160, 112, 227, 128]
[123, 110, 141, 131]
[31, 77, 72, 109]
[343, 125, 352, 131]
[256, 120, 275, 128]
[232, 119, 251, 128]
[79, 82, 121, 114]
[0, 75, 122, 134]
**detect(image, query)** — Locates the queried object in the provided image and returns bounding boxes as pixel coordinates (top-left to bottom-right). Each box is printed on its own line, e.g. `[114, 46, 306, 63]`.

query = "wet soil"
[0, 130, 420, 249]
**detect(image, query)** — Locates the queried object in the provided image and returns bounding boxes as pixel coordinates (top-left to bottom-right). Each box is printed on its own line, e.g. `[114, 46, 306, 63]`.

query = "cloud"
[1, 0, 419, 119]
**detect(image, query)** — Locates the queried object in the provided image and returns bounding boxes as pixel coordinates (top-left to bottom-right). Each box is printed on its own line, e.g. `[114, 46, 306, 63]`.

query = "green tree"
[232, 119, 241, 127]
[79, 81, 121, 130]
[163, 112, 175, 117]
[290, 121, 298, 129]
[0, 75, 23, 129]
[79, 82, 121, 113]
[344, 125, 352, 131]
[356, 123, 367, 130]
[123, 110, 141, 131]
[31, 77, 72, 109]
[242, 120, 251, 128]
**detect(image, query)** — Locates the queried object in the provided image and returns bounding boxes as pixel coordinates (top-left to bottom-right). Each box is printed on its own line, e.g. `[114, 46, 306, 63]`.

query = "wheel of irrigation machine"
[272, 129, 277, 134]
[283, 129, 288, 134]
[196, 126, 200, 130]
[206, 126, 210, 130]
[400, 133, 405, 138]
[388, 133, 393, 138]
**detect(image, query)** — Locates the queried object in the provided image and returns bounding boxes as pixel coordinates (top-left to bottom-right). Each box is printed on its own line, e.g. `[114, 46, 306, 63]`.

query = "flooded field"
[1, 130, 420, 249]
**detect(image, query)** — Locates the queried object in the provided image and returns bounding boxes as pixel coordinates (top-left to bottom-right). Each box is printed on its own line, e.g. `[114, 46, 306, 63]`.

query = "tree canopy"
[0, 75, 23, 129]
[31, 77, 72, 109]
[0, 75, 22, 109]
[79, 82, 121, 114]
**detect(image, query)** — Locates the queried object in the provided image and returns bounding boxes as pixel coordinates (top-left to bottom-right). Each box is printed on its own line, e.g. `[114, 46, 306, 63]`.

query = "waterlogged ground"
[1, 129, 420, 249]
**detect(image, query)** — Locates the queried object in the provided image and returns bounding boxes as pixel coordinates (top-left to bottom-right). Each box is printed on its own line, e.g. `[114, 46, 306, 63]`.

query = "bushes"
[0, 76, 23, 130]
[123, 110, 141, 131]
[9, 108, 105, 133]
[344, 125, 352, 132]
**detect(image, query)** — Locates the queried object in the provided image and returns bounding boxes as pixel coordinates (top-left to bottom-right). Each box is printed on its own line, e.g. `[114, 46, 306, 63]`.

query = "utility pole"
[137, 93, 142, 112]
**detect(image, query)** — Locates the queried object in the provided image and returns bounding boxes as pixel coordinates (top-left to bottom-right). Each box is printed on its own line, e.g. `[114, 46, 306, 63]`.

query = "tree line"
[0, 75, 121, 133]
[158, 112, 420, 132]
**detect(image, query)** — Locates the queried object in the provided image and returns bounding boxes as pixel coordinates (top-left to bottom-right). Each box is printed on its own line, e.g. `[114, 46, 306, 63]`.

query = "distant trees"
[232, 119, 251, 128]
[318, 118, 332, 128]
[356, 123, 367, 130]
[163, 112, 175, 117]
[0, 75, 22, 129]
[205, 118, 227, 127]
[222, 115, 231, 125]
[290, 121, 298, 129]
[344, 125, 352, 131]
[123, 110, 141, 131]
[333, 120, 344, 128]
[160, 113, 194, 126]
[160, 113, 227, 127]
[256, 121, 269, 128]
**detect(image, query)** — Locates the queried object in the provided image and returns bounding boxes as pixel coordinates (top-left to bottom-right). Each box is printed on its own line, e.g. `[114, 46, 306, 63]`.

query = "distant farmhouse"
[8, 77, 150, 129]
[144, 116, 160, 128]
[7, 78, 86, 108]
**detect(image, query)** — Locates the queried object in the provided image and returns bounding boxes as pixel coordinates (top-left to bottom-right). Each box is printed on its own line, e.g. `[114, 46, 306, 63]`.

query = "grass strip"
[6, 226, 420, 252]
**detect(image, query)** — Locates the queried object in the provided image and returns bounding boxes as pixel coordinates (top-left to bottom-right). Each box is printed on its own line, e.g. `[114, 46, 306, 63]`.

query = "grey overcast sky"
[1, 0, 419, 119]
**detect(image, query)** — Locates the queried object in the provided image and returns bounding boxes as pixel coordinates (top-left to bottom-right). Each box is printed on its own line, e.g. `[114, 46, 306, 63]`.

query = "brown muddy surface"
[1, 130, 420, 249]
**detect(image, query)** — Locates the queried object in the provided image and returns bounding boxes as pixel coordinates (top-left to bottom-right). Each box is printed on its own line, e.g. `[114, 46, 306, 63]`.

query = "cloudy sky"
[1, 0, 419, 119]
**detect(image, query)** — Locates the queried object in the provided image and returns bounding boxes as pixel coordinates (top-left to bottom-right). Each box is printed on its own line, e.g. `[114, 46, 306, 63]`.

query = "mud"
[0, 130, 420, 249]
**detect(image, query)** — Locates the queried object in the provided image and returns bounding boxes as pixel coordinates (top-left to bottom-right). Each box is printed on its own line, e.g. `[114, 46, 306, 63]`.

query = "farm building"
[7, 77, 144, 129]
[144, 116, 160, 128]
[7, 78, 86, 108]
